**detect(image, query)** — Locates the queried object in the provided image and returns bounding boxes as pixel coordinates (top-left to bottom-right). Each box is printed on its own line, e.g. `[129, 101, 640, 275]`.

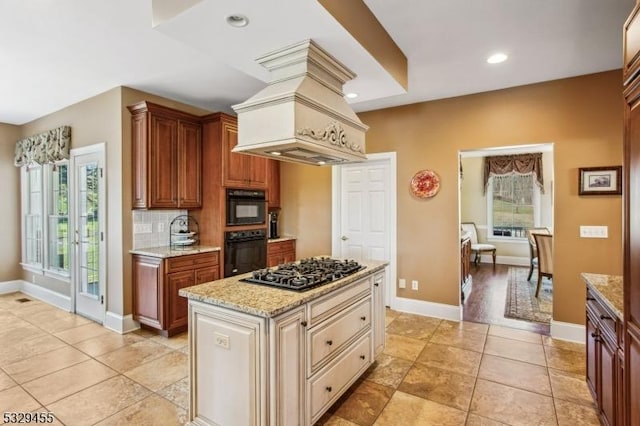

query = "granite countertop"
[267, 236, 297, 243]
[581, 273, 623, 320]
[130, 245, 221, 258]
[179, 259, 388, 318]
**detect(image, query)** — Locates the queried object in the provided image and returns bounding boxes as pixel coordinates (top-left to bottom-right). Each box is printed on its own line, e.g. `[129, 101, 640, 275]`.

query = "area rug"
[504, 267, 553, 324]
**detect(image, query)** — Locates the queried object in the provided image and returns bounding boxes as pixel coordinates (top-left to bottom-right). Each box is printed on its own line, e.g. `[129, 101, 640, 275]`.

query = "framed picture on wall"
[578, 166, 622, 195]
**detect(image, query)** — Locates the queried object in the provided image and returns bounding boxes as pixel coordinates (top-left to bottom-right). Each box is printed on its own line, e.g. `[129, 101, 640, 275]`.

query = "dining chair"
[533, 233, 553, 297]
[461, 222, 496, 267]
[527, 227, 552, 281]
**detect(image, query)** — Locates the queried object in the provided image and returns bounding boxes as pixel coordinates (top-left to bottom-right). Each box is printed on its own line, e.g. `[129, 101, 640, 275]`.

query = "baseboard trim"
[478, 254, 529, 266]
[0, 280, 24, 294]
[393, 296, 461, 321]
[20, 281, 72, 311]
[104, 311, 139, 334]
[550, 320, 585, 343]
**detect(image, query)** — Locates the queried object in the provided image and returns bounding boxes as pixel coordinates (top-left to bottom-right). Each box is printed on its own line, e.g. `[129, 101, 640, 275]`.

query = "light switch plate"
[398, 278, 406, 289]
[580, 226, 608, 238]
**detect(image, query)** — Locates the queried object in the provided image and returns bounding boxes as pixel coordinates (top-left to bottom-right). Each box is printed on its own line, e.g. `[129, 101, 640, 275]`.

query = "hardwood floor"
[462, 263, 551, 335]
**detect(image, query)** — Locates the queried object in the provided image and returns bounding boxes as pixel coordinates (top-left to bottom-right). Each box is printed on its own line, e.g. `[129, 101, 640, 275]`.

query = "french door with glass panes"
[70, 144, 106, 323]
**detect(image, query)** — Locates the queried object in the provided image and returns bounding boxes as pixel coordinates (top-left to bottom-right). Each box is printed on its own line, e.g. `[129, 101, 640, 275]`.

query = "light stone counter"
[267, 236, 296, 243]
[129, 245, 221, 258]
[179, 259, 388, 318]
[581, 273, 623, 320]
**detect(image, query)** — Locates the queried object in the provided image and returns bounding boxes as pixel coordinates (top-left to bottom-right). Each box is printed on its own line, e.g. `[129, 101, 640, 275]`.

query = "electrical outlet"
[133, 223, 152, 234]
[157, 222, 165, 232]
[399, 278, 406, 289]
[411, 280, 418, 290]
[214, 332, 230, 349]
[580, 225, 608, 238]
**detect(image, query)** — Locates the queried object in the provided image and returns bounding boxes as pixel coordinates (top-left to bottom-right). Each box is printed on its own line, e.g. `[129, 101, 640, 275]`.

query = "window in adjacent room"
[487, 173, 540, 239]
[21, 162, 70, 277]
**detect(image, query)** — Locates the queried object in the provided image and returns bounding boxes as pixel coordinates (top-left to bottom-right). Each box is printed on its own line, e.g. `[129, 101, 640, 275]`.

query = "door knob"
[341, 236, 349, 241]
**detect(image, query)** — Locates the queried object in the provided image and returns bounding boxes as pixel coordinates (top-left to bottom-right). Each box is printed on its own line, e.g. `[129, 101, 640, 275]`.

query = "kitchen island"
[179, 259, 387, 426]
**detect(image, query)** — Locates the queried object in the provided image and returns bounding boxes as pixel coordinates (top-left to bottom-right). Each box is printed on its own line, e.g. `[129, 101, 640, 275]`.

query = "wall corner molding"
[104, 311, 139, 334]
[550, 319, 585, 343]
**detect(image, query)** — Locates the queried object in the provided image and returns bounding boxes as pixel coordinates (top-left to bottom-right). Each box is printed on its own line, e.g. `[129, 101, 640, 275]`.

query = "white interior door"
[71, 144, 106, 323]
[332, 153, 397, 307]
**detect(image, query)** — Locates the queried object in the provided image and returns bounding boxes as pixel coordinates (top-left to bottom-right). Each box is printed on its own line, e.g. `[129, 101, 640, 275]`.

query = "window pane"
[25, 167, 43, 266]
[48, 164, 69, 272]
[492, 174, 534, 238]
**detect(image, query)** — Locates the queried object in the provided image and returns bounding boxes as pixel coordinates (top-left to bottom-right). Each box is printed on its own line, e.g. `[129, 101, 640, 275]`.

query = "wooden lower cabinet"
[267, 239, 296, 267]
[188, 269, 386, 426]
[460, 236, 471, 303]
[133, 251, 220, 336]
[586, 287, 624, 426]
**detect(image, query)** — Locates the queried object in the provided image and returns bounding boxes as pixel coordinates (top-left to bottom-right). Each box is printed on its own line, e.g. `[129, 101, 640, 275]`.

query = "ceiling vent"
[232, 40, 368, 166]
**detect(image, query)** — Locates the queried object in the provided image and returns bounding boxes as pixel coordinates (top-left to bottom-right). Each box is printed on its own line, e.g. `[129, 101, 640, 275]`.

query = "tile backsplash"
[132, 210, 186, 249]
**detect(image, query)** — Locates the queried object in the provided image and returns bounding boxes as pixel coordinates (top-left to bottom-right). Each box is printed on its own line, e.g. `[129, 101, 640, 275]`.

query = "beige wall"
[282, 70, 623, 326]
[0, 123, 22, 281]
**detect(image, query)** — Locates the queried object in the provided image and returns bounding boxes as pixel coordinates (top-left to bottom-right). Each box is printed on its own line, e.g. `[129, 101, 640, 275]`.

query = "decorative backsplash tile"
[132, 210, 186, 249]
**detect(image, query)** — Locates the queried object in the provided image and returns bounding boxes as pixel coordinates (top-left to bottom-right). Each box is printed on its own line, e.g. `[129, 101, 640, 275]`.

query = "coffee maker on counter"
[268, 211, 279, 239]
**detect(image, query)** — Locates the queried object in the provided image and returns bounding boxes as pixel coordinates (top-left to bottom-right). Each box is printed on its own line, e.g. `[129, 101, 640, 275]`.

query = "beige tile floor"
[0, 293, 598, 425]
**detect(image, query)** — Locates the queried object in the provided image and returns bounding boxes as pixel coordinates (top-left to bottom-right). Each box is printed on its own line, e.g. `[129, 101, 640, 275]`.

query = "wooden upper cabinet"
[625, 3, 640, 85]
[267, 159, 281, 209]
[221, 115, 267, 189]
[178, 120, 202, 208]
[128, 101, 202, 209]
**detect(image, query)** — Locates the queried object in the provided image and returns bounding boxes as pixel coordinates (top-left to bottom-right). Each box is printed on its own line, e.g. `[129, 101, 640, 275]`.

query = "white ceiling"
[0, 0, 634, 125]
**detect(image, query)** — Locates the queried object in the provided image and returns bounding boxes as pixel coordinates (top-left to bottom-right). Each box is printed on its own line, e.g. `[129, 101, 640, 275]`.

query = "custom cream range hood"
[231, 40, 368, 166]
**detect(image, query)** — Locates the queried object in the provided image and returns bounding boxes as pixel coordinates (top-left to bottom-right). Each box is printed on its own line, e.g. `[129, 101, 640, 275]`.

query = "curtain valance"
[483, 152, 544, 193]
[14, 126, 71, 167]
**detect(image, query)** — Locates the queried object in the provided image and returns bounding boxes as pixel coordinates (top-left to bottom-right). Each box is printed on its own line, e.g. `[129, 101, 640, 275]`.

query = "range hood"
[231, 40, 368, 166]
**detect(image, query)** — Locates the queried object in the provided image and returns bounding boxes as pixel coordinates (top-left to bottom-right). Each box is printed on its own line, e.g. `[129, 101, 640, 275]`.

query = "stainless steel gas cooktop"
[241, 257, 365, 291]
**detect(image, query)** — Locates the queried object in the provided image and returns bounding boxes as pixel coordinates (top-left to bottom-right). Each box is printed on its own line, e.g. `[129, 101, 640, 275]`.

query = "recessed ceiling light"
[317, 161, 326, 165]
[269, 151, 281, 156]
[226, 14, 249, 28]
[487, 53, 508, 64]
[345, 93, 358, 99]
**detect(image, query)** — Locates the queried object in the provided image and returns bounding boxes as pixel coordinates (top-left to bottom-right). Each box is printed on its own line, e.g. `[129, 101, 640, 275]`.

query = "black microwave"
[226, 189, 267, 226]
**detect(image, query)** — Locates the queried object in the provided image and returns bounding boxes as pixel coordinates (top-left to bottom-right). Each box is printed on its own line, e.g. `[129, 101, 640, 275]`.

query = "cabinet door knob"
[300, 321, 307, 327]
[587, 297, 595, 301]
[600, 314, 612, 320]
[326, 386, 332, 392]
[360, 355, 365, 360]
[360, 316, 366, 321]
[326, 340, 333, 346]
[374, 282, 380, 287]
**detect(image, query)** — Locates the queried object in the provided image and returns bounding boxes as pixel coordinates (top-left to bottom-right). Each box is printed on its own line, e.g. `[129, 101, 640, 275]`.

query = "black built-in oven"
[224, 229, 267, 277]
[226, 189, 266, 226]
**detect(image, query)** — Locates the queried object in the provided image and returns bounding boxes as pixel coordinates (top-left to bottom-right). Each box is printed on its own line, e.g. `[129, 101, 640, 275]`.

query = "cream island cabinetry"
[179, 260, 387, 426]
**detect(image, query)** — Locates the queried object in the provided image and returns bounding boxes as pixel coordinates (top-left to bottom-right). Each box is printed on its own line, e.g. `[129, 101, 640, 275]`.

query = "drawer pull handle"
[360, 316, 366, 321]
[587, 297, 595, 301]
[326, 340, 333, 346]
[326, 386, 332, 392]
[300, 321, 307, 327]
[374, 282, 380, 287]
[600, 314, 612, 321]
[360, 355, 365, 360]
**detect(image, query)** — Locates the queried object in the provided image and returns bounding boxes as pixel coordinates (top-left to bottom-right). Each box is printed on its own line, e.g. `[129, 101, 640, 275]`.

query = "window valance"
[483, 152, 544, 194]
[14, 126, 71, 167]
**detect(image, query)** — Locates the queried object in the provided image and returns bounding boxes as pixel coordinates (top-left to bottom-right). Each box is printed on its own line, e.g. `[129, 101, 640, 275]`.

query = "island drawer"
[308, 277, 370, 326]
[308, 297, 371, 374]
[166, 251, 219, 273]
[587, 288, 619, 343]
[308, 333, 371, 423]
